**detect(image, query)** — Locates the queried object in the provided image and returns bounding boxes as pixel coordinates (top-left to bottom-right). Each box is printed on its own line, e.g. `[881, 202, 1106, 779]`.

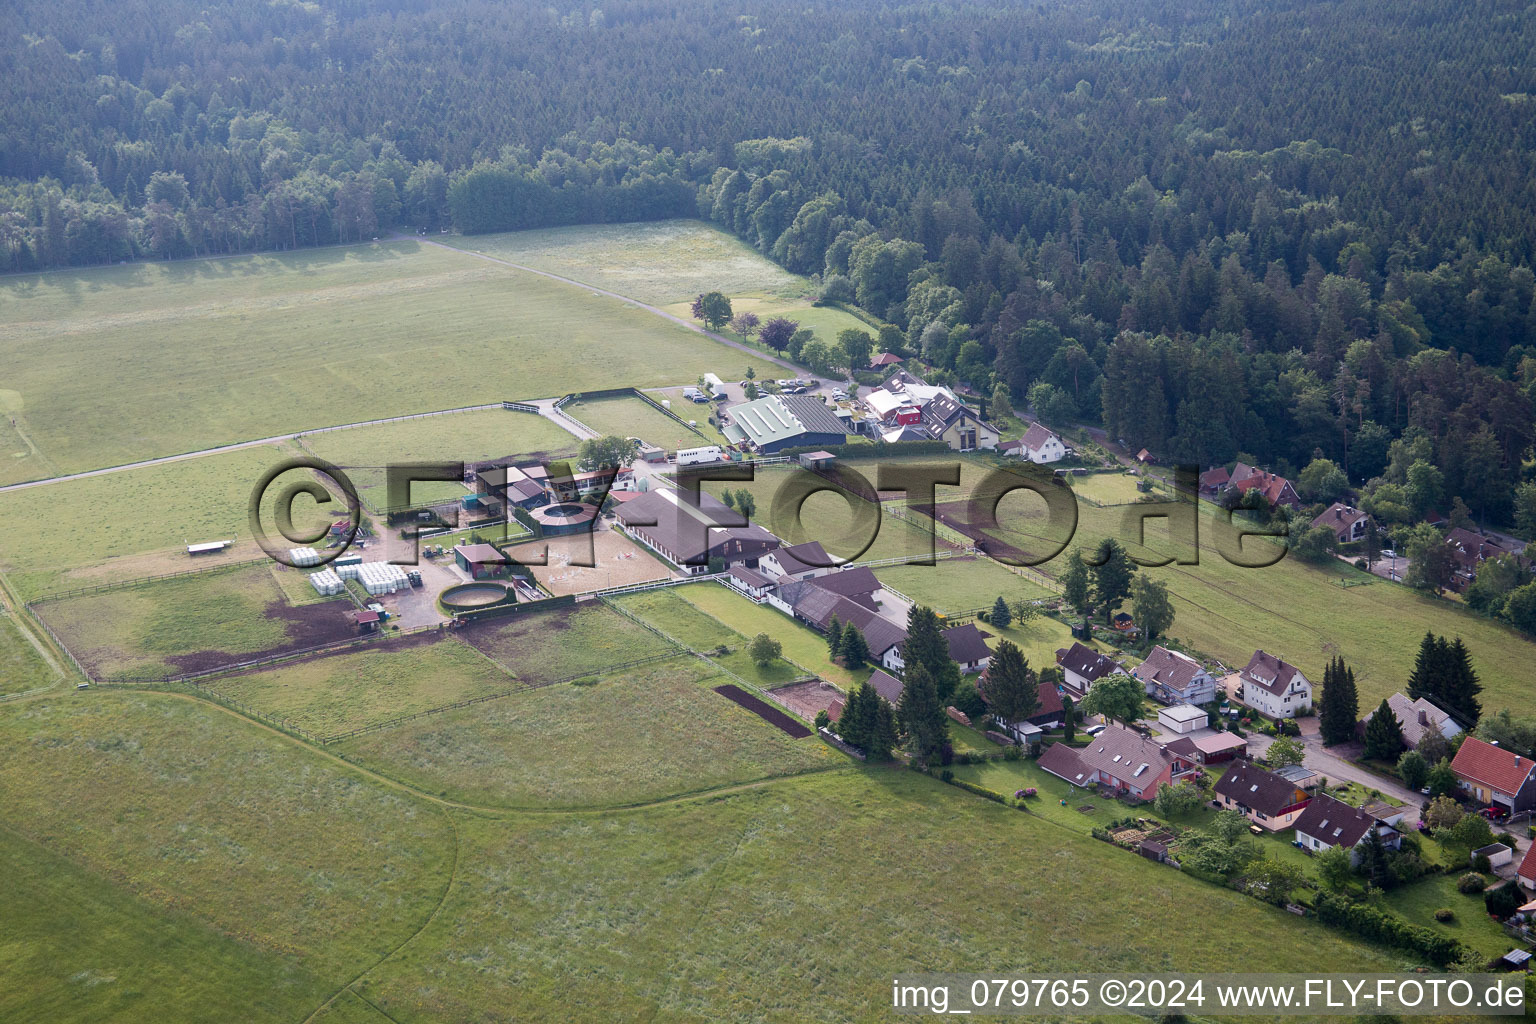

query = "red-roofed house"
[1198, 467, 1231, 496]
[1450, 736, 1536, 814]
[870, 352, 904, 368]
[1311, 503, 1374, 544]
[1517, 844, 1536, 892]
[1227, 463, 1302, 510]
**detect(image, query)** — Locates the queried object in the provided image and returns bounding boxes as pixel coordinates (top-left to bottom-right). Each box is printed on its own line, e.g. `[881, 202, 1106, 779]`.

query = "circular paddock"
[530, 501, 600, 536]
[439, 582, 515, 610]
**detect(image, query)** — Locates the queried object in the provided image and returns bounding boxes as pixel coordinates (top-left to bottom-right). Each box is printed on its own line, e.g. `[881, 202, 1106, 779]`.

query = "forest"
[3, 0, 1536, 529]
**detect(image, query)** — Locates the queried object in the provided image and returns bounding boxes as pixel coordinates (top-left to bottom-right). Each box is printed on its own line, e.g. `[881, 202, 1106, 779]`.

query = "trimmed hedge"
[1311, 892, 1464, 966]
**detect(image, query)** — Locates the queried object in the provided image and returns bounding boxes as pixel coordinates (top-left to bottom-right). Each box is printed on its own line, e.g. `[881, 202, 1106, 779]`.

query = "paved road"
[1244, 723, 1425, 807]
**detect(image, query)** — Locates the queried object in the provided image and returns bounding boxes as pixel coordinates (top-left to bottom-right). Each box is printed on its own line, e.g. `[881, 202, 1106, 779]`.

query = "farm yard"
[208, 632, 515, 738]
[504, 525, 673, 596]
[33, 562, 357, 680]
[336, 657, 835, 809]
[0, 239, 780, 475]
[561, 393, 715, 452]
[298, 407, 578, 510]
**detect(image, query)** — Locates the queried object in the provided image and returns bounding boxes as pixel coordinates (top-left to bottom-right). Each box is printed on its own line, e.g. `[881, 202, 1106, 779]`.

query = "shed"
[1157, 704, 1209, 734]
[454, 543, 511, 579]
[352, 609, 380, 634]
[1472, 843, 1515, 869]
[799, 450, 836, 470]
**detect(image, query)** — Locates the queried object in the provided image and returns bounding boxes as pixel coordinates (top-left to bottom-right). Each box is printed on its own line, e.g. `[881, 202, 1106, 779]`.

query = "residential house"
[870, 352, 904, 369]
[1036, 723, 1195, 800]
[1226, 463, 1302, 510]
[760, 541, 837, 582]
[1133, 645, 1219, 706]
[1356, 693, 1463, 749]
[1517, 844, 1536, 892]
[978, 672, 1066, 740]
[884, 622, 993, 675]
[920, 393, 1000, 452]
[1293, 794, 1403, 864]
[1163, 731, 1247, 766]
[1236, 650, 1313, 718]
[1449, 736, 1536, 814]
[1212, 760, 1314, 831]
[1311, 503, 1374, 544]
[1445, 527, 1522, 590]
[721, 394, 847, 454]
[1018, 422, 1067, 464]
[1198, 467, 1231, 497]
[725, 565, 776, 602]
[865, 669, 905, 705]
[1055, 642, 1129, 701]
[614, 488, 780, 574]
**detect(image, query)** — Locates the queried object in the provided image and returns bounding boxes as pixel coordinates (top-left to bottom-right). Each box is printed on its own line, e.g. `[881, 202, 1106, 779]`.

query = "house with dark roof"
[1133, 646, 1218, 706]
[1236, 649, 1312, 718]
[802, 566, 882, 605]
[759, 540, 836, 582]
[1036, 724, 1194, 801]
[1198, 466, 1231, 496]
[476, 465, 550, 510]
[977, 671, 1066, 739]
[1018, 422, 1066, 464]
[782, 584, 907, 665]
[1311, 503, 1374, 544]
[1213, 760, 1313, 831]
[883, 623, 994, 675]
[1294, 794, 1402, 863]
[1055, 642, 1128, 701]
[1163, 731, 1247, 766]
[1450, 736, 1536, 813]
[721, 394, 847, 454]
[865, 668, 905, 705]
[919, 393, 999, 452]
[870, 352, 904, 368]
[726, 565, 776, 602]
[1445, 527, 1522, 590]
[614, 489, 780, 574]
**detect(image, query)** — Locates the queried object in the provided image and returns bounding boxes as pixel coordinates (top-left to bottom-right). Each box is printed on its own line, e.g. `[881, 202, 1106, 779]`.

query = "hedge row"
[1311, 891, 1465, 966]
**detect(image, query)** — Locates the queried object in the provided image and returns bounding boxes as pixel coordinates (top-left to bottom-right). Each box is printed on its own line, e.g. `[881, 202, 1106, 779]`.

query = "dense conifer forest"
[5, 0, 1536, 529]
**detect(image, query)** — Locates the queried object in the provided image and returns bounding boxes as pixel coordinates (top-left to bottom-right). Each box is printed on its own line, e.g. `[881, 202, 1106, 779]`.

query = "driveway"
[1244, 724, 1425, 808]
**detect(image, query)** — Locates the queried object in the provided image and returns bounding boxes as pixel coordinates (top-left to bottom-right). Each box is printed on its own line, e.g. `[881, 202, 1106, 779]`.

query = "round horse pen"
[530, 501, 599, 536]
[439, 582, 515, 611]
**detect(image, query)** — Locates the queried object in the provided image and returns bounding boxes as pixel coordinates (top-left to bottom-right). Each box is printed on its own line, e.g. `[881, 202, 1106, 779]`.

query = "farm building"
[476, 465, 548, 509]
[455, 543, 512, 579]
[721, 394, 846, 454]
[614, 488, 779, 574]
[186, 540, 232, 556]
[798, 450, 836, 470]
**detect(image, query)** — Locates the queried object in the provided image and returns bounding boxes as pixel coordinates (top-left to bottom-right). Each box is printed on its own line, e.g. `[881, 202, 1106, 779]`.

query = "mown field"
[0, 239, 780, 474]
[609, 589, 742, 650]
[563, 394, 710, 453]
[210, 633, 515, 738]
[0, 693, 456, 1021]
[337, 657, 836, 809]
[671, 583, 872, 689]
[299, 408, 578, 510]
[875, 556, 1052, 616]
[459, 602, 678, 682]
[34, 563, 354, 680]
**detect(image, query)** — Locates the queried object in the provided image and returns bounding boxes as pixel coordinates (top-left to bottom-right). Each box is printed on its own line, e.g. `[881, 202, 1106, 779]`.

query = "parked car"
[1084, 724, 1107, 737]
[1381, 549, 1397, 559]
[1479, 806, 1510, 821]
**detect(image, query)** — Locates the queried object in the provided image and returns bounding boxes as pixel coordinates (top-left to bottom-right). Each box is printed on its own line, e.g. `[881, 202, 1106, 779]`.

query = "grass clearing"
[354, 770, 1400, 1022]
[1066, 470, 1149, 506]
[336, 657, 837, 808]
[672, 583, 871, 689]
[0, 240, 780, 474]
[35, 563, 355, 680]
[211, 634, 515, 738]
[300, 408, 579, 510]
[1386, 871, 1513, 961]
[0, 692, 455, 982]
[460, 602, 678, 682]
[563, 395, 711, 452]
[609, 589, 743, 650]
[875, 556, 1051, 616]
[0, 610, 62, 694]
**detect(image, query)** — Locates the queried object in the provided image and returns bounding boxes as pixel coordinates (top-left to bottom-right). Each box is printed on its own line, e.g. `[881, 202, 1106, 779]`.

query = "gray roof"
[767, 540, 834, 577]
[865, 669, 905, 704]
[616, 489, 779, 563]
[1133, 646, 1208, 692]
[804, 566, 880, 599]
[1058, 642, 1123, 682]
[942, 623, 992, 664]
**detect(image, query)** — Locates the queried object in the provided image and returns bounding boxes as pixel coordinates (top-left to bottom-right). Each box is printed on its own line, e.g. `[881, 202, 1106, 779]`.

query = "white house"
[758, 541, 835, 582]
[1055, 642, 1128, 701]
[1133, 646, 1218, 706]
[1293, 794, 1401, 865]
[1237, 650, 1312, 718]
[1018, 422, 1066, 464]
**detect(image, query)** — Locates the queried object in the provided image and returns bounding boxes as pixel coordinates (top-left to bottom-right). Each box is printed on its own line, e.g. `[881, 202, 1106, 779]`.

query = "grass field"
[1066, 469, 1150, 506]
[0, 610, 62, 694]
[337, 657, 836, 808]
[211, 633, 515, 738]
[35, 563, 355, 680]
[0, 444, 292, 599]
[460, 602, 678, 682]
[609, 589, 743, 650]
[0, 240, 781, 474]
[563, 395, 711, 452]
[352, 770, 1401, 1022]
[875, 556, 1052, 616]
[0, 692, 456, 987]
[672, 583, 871, 689]
[300, 408, 578, 509]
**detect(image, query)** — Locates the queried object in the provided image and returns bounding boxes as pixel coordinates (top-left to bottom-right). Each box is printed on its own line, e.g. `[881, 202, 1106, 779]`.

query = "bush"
[1433, 908, 1455, 923]
[1456, 872, 1487, 894]
[571, 676, 598, 687]
[940, 769, 954, 782]
[1473, 853, 1492, 874]
[1003, 744, 1022, 761]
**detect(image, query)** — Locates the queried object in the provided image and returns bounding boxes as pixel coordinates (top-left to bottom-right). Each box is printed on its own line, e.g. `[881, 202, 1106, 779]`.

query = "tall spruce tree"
[1091, 538, 1137, 624]
[840, 625, 870, 670]
[1362, 698, 1405, 761]
[1357, 825, 1394, 890]
[838, 683, 871, 749]
[1405, 631, 1443, 702]
[984, 640, 1038, 727]
[990, 595, 1012, 628]
[1441, 637, 1483, 726]
[897, 662, 949, 761]
[1061, 549, 1092, 618]
[827, 617, 844, 660]
[866, 694, 898, 761]
[905, 605, 960, 703]
[1318, 655, 1359, 745]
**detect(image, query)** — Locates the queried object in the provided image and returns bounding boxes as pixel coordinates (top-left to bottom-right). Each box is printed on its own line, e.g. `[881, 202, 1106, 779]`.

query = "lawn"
[609, 589, 743, 650]
[351, 770, 1402, 1022]
[300, 408, 579, 510]
[459, 601, 679, 683]
[0, 239, 781, 474]
[562, 395, 712, 452]
[336, 657, 838, 809]
[672, 582, 872, 689]
[1385, 871, 1515, 962]
[0, 692, 456, 987]
[0, 609, 62, 694]
[34, 563, 355, 680]
[210, 633, 515, 739]
[875, 556, 1052, 616]
[0, 443, 292, 599]
[1066, 470, 1149, 506]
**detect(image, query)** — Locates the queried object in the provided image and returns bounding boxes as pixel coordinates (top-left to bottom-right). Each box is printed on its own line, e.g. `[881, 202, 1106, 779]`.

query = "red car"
[1478, 806, 1510, 821]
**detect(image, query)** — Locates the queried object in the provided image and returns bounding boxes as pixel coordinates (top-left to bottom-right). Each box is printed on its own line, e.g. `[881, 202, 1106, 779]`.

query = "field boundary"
[26, 557, 273, 603]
